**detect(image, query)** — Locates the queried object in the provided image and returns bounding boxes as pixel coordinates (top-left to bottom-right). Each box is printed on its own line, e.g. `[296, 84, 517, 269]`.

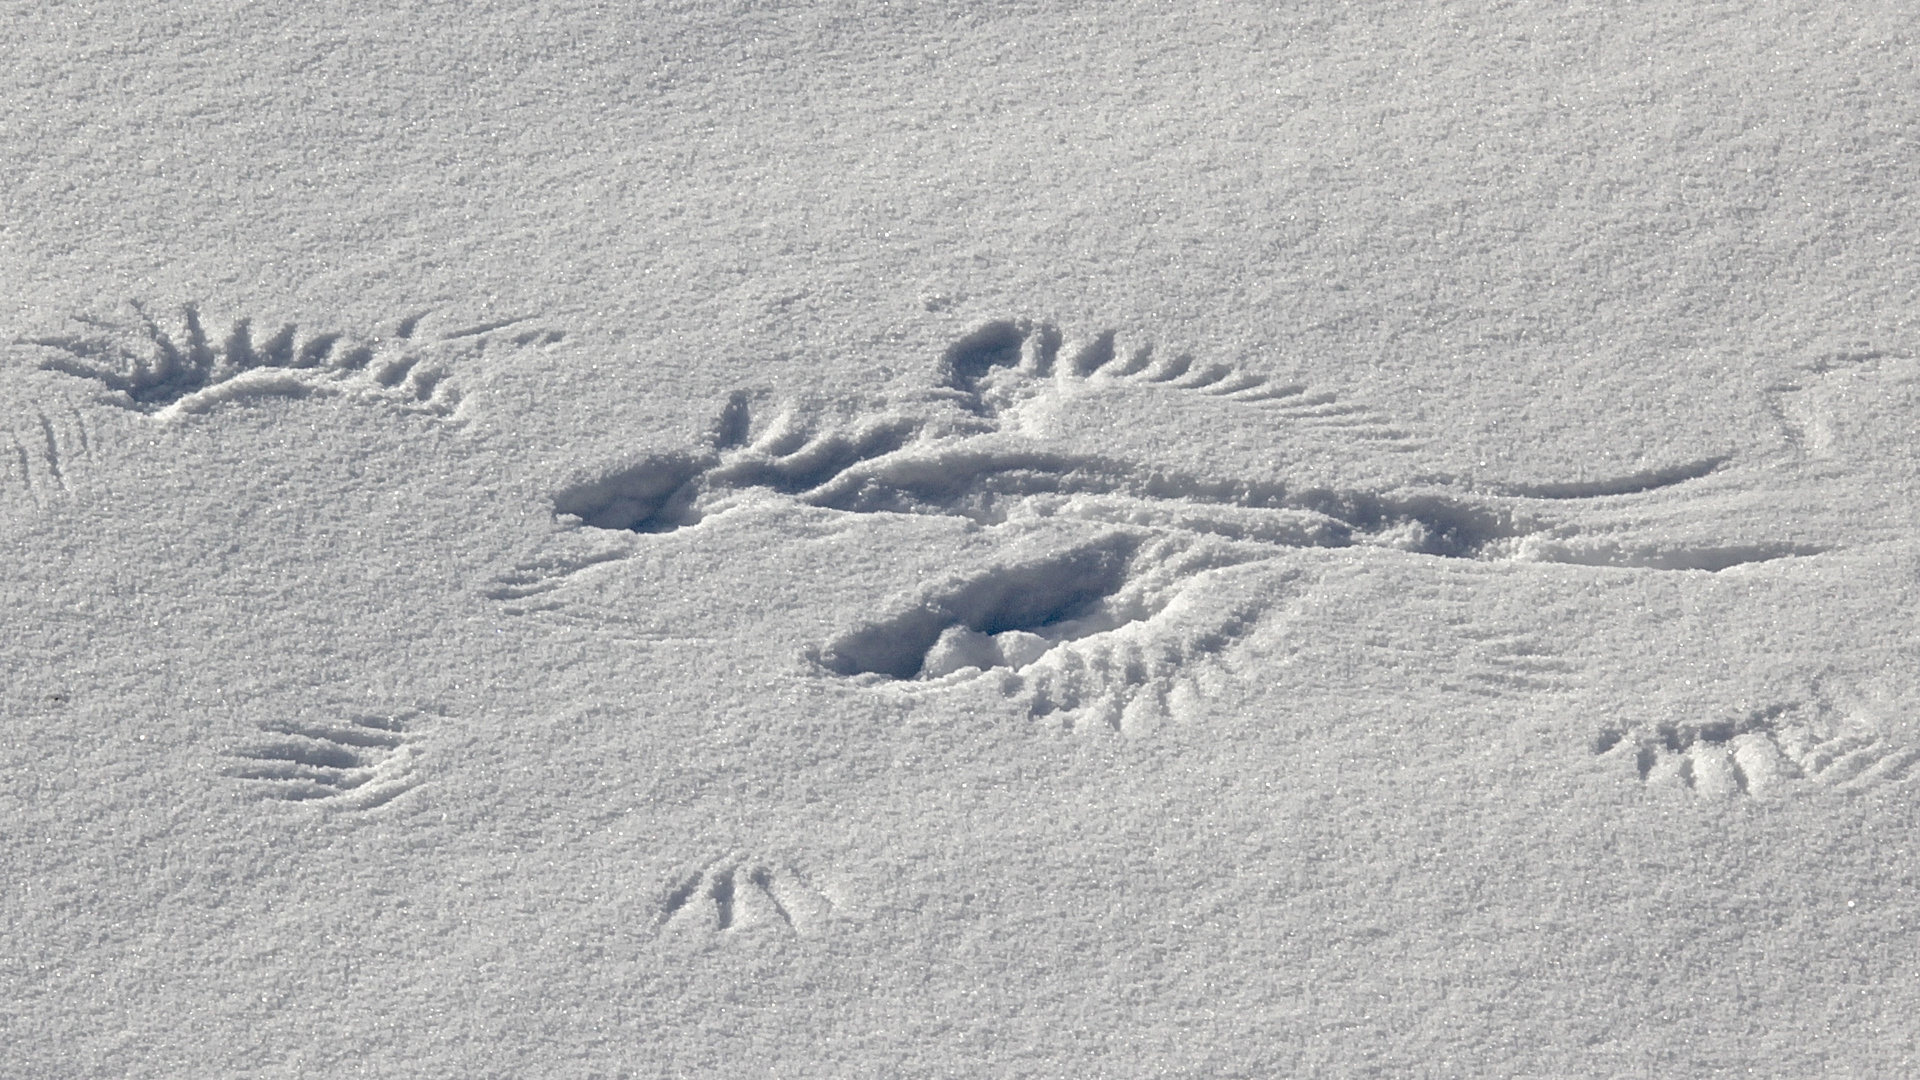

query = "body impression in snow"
[516, 319, 1836, 738]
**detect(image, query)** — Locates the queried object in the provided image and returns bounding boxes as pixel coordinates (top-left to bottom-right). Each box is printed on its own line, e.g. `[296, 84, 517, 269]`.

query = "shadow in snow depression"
[940, 317, 1413, 434]
[809, 530, 1276, 732]
[658, 857, 837, 938]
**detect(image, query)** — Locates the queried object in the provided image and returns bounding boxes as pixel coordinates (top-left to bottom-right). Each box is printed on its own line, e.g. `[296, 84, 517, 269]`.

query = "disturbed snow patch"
[504, 319, 1839, 739]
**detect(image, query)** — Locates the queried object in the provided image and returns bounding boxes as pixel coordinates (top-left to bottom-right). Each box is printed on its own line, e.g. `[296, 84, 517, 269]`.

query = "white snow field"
[4, 2, 1918, 1076]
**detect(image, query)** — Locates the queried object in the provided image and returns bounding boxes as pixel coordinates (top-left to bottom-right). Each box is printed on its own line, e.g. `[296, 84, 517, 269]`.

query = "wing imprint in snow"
[657, 857, 837, 937]
[937, 318, 1412, 445]
[511, 322, 1832, 725]
[24, 302, 562, 422]
[1, 407, 94, 510]
[1593, 700, 1918, 799]
[224, 711, 424, 809]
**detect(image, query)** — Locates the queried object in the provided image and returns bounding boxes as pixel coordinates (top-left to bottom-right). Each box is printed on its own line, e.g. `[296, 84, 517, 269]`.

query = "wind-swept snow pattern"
[24, 302, 561, 422]
[223, 712, 423, 810]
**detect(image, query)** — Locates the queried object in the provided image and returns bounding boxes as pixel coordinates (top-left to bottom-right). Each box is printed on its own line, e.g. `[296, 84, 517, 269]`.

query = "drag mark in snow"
[570, 417, 1813, 571]
[224, 712, 423, 809]
[24, 302, 562, 422]
[793, 441, 1818, 571]
[657, 858, 836, 937]
[1593, 701, 1919, 799]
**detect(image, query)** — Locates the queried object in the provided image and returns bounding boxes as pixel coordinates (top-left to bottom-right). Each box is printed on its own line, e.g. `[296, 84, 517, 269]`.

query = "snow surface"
[4, 2, 1919, 1076]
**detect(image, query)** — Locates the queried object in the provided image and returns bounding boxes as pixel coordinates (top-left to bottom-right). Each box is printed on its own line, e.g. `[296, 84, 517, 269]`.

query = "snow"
[4, 2, 1919, 1076]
